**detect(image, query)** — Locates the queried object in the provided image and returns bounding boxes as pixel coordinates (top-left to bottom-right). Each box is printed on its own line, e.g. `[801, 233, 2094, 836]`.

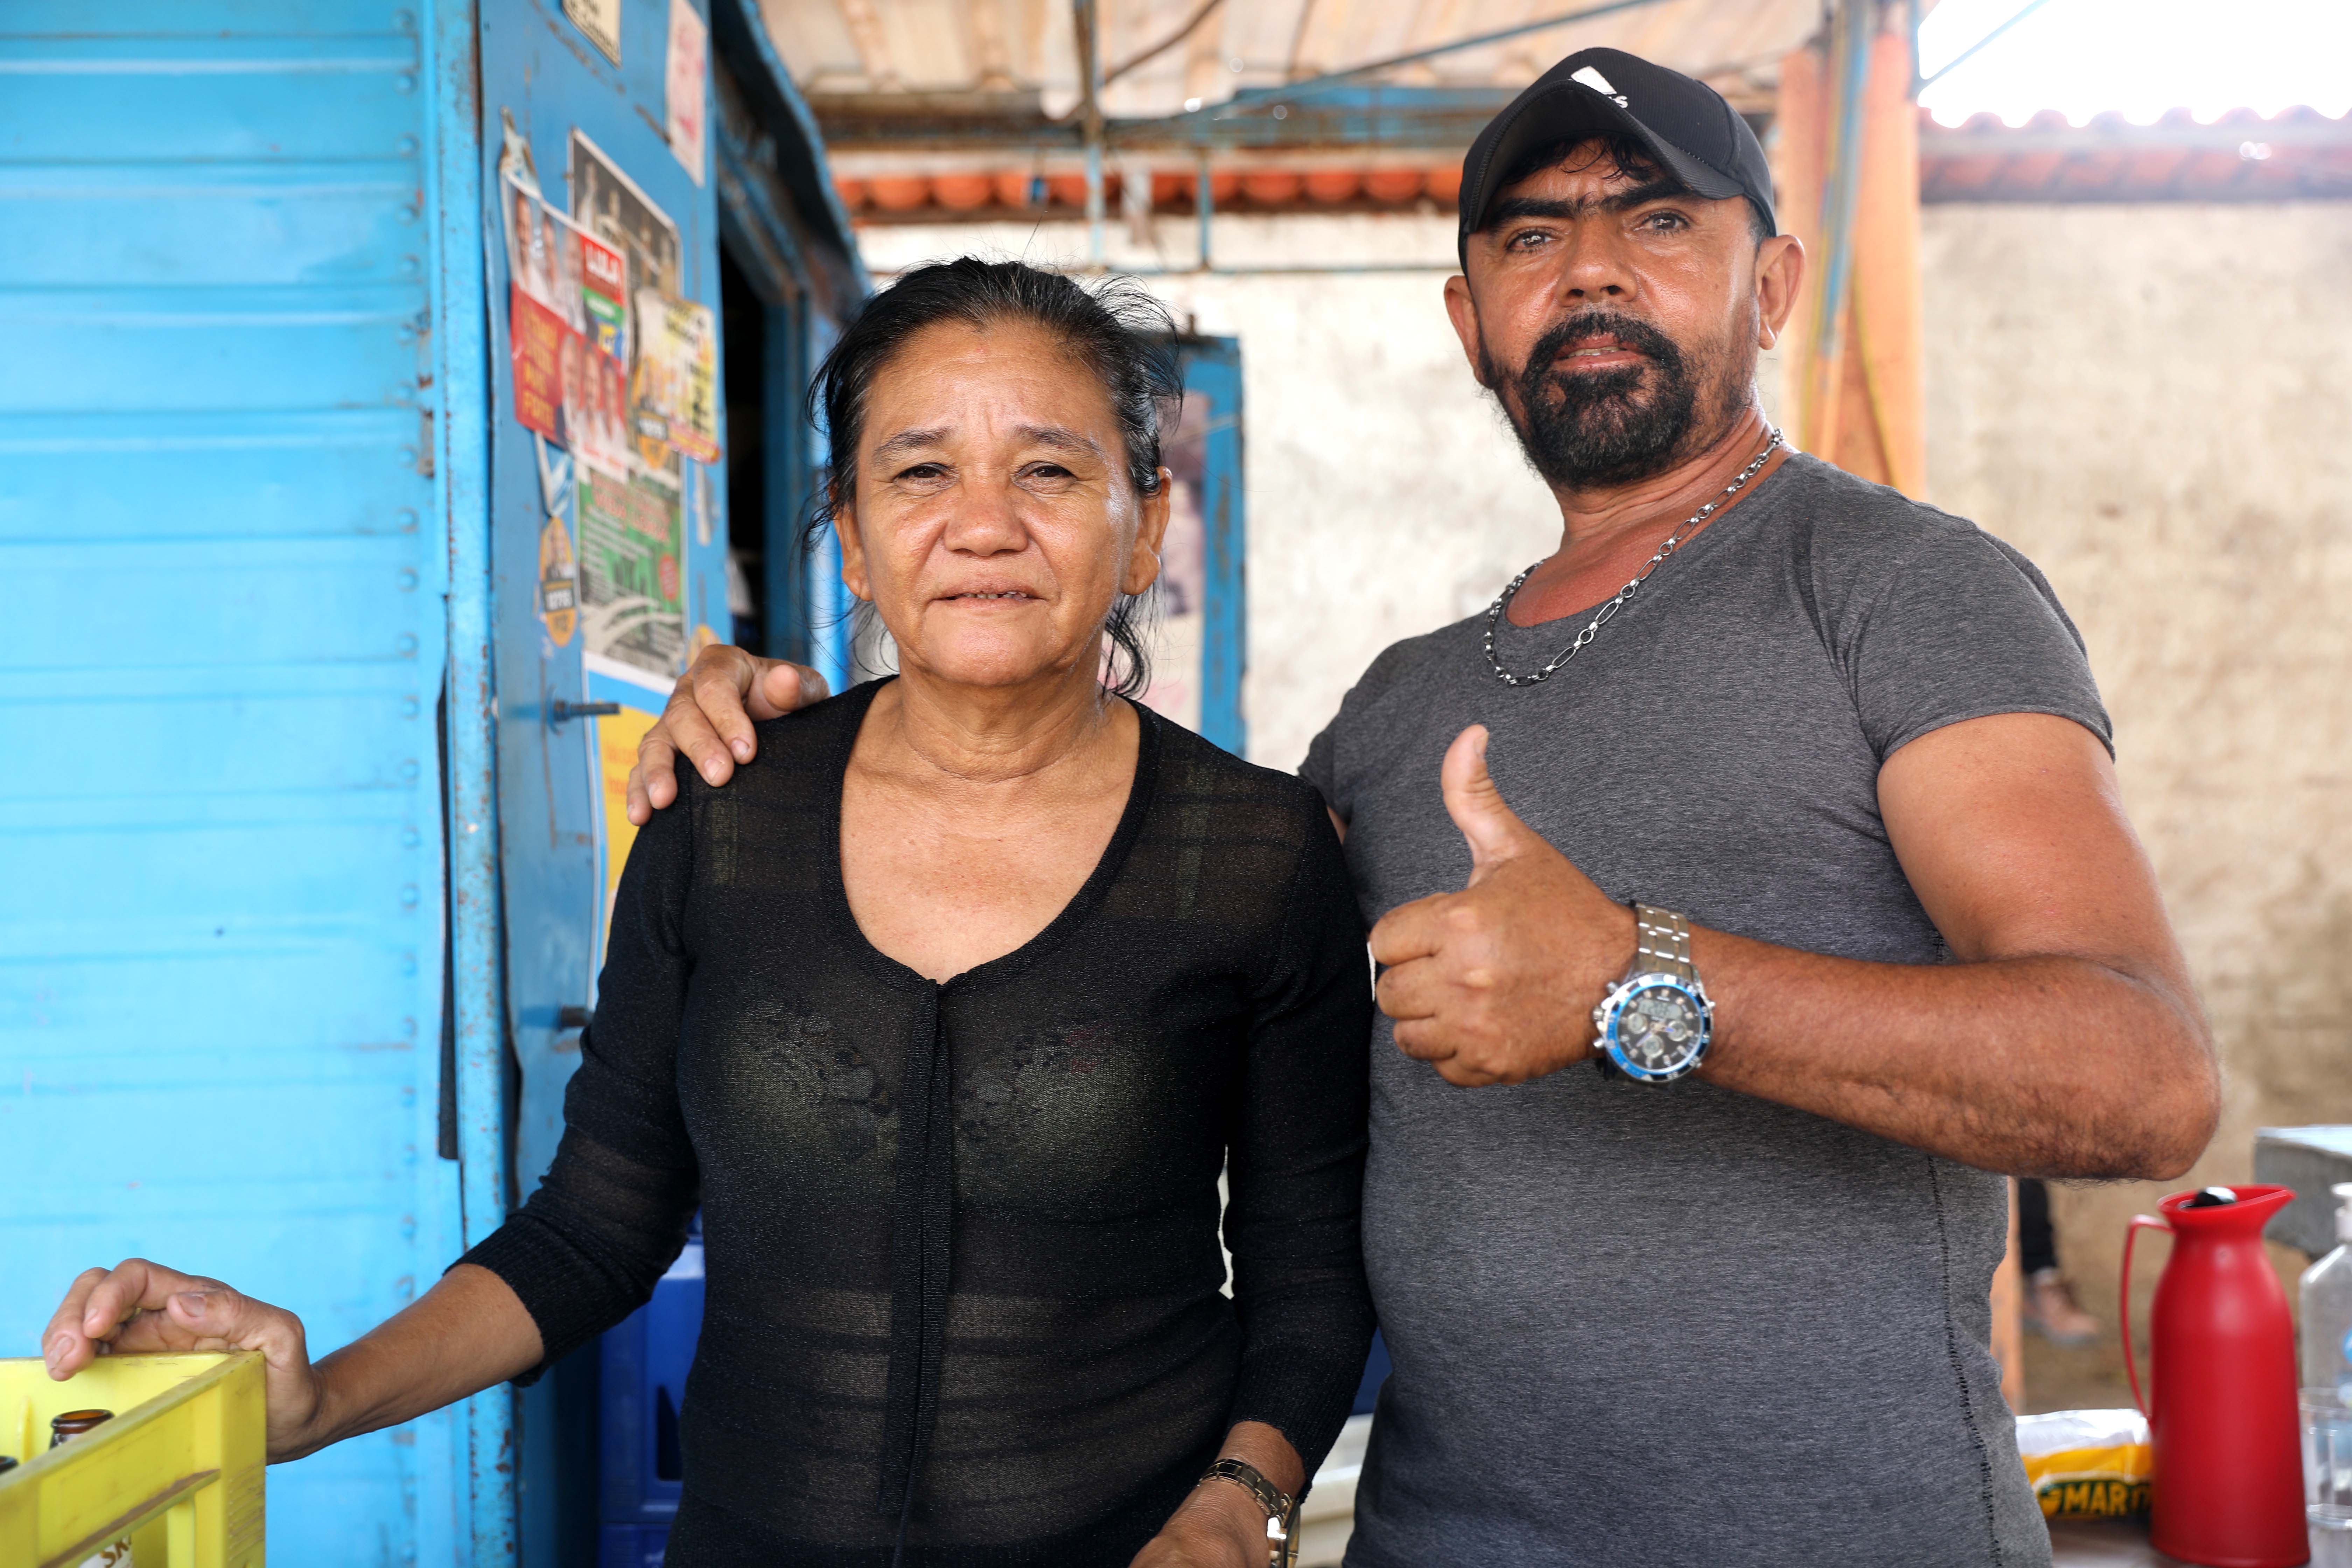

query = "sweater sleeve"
[1221, 794, 1377, 1480]
[457, 776, 703, 1382]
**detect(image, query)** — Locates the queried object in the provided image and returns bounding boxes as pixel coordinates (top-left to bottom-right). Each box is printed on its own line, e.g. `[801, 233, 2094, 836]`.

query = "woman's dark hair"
[805, 257, 1185, 697]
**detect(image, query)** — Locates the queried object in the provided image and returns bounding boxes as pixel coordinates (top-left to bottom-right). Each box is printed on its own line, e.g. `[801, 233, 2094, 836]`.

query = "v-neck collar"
[1500, 449, 1797, 634]
[820, 677, 1162, 999]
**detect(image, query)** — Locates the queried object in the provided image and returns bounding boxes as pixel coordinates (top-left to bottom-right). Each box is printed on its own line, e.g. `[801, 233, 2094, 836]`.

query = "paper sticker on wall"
[571, 337, 632, 478]
[509, 285, 572, 442]
[579, 232, 628, 360]
[573, 132, 684, 488]
[665, 0, 708, 186]
[635, 291, 721, 463]
[594, 704, 659, 951]
[1139, 391, 1213, 731]
[578, 465, 685, 678]
[565, 0, 622, 63]
[539, 514, 580, 646]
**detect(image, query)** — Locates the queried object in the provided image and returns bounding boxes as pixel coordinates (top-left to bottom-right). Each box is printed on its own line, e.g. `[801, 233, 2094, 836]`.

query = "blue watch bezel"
[1597, 972, 1714, 1083]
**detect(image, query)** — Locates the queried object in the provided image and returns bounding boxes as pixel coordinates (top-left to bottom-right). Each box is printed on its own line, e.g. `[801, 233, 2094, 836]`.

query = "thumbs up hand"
[1368, 725, 1637, 1086]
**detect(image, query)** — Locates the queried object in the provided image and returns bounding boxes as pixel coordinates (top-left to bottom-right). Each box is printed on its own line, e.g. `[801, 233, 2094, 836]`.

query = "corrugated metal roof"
[757, 0, 1821, 120]
[1919, 106, 2352, 202]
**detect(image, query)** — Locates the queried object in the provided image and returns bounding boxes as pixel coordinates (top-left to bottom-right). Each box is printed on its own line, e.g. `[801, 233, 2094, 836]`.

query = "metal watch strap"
[1199, 1457, 1297, 1567]
[1631, 903, 1694, 981]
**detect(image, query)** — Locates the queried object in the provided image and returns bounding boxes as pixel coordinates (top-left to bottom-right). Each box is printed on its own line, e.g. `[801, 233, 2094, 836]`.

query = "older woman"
[43, 260, 1374, 1567]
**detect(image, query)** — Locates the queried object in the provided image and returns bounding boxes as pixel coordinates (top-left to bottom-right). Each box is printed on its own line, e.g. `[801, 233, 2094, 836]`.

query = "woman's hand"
[44, 1259, 330, 1461]
[1129, 1478, 1276, 1568]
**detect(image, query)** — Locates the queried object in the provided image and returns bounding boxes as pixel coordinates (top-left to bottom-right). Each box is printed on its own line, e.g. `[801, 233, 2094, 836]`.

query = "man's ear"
[1754, 233, 1805, 348]
[1443, 273, 1492, 388]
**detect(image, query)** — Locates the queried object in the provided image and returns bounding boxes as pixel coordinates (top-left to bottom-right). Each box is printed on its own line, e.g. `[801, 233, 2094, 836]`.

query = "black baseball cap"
[1456, 47, 1777, 265]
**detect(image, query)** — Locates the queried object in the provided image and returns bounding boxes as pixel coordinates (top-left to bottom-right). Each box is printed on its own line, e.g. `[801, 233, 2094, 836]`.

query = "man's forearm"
[1690, 929, 2216, 1180]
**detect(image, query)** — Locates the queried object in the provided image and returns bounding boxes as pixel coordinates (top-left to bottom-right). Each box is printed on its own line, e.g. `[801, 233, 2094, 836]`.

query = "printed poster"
[594, 704, 659, 960]
[508, 285, 569, 441]
[1139, 391, 1213, 730]
[572, 131, 685, 486]
[636, 290, 720, 463]
[578, 466, 685, 678]
[580, 231, 628, 360]
[500, 174, 627, 467]
[665, 0, 708, 186]
[566, 0, 622, 63]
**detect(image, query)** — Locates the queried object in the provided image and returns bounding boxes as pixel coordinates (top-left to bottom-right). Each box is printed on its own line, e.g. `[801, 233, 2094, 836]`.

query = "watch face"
[1611, 980, 1707, 1077]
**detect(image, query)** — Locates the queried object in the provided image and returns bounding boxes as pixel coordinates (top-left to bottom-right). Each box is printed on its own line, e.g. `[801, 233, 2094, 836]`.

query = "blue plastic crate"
[600, 1234, 705, 1541]
[596, 1522, 674, 1568]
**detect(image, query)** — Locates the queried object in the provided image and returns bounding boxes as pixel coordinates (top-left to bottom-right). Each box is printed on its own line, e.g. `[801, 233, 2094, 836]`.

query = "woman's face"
[839, 320, 1170, 692]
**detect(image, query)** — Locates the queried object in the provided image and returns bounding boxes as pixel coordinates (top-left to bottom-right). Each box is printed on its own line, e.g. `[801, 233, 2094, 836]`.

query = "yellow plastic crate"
[0, 1352, 264, 1568]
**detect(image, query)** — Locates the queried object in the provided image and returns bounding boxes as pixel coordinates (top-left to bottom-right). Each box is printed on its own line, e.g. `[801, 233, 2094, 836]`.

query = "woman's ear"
[834, 494, 874, 603]
[1122, 467, 1174, 596]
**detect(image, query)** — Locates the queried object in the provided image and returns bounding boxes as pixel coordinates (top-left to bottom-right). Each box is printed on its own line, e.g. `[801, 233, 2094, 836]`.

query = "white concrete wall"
[854, 206, 2352, 1322]
[1919, 202, 2352, 1308]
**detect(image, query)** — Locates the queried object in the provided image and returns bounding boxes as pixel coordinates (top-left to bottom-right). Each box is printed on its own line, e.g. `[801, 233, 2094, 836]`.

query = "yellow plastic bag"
[2016, 1409, 2152, 1520]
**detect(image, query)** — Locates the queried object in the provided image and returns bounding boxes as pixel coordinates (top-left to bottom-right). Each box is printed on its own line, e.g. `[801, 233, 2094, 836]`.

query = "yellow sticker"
[539, 514, 579, 647]
[595, 706, 660, 959]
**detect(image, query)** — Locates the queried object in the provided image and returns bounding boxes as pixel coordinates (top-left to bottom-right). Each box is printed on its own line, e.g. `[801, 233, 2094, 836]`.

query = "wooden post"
[1778, 8, 2023, 1402]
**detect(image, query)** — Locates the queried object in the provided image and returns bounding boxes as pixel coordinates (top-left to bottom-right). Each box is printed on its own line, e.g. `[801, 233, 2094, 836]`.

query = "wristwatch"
[1199, 1457, 1298, 1567]
[1591, 903, 1714, 1083]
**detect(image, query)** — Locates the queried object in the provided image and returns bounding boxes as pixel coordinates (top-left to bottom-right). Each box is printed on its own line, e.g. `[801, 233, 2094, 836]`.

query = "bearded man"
[624, 49, 2216, 1568]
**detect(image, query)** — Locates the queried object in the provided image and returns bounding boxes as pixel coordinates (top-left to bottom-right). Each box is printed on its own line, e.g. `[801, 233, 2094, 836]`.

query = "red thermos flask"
[2121, 1184, 2307, 1567]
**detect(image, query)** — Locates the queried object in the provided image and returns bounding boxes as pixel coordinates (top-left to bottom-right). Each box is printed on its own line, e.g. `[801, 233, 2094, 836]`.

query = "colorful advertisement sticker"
[539, 513, 580, 646]
[635, 290, 720, 463]
[509, 284, 570, 442]
[565, 0, 622, 64]
[593, 703, 660, 958]
[577, 465, 685, 678]
[572, 132, 684, 489]
[665, 0, 708, 186]
[1138, 390, 1213, 730]
[571, 337, 632, 478]
[580, 232, 628, 361]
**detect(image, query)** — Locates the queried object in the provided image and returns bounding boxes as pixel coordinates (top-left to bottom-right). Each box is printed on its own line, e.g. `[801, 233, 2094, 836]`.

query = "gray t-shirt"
[1301, 454, 2106, 1568]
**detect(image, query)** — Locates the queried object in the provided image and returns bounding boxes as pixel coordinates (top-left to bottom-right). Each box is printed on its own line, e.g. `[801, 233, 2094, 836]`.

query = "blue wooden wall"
[0, 2, 474, 1560]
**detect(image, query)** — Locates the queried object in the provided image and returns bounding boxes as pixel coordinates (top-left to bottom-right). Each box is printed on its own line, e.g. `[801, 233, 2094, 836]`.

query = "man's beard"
[1481, 310, 1708, 489]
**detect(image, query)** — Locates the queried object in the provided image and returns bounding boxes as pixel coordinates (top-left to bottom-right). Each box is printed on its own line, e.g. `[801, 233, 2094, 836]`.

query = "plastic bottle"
[2304, 1182, 2352, 1401]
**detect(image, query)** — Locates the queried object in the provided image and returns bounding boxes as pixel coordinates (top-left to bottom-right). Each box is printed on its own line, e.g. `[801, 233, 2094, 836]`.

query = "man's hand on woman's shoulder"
[625, 644, 831, 825]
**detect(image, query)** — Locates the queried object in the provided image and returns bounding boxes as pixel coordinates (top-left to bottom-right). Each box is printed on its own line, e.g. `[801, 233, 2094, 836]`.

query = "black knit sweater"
[462, 680, 1375, 1566]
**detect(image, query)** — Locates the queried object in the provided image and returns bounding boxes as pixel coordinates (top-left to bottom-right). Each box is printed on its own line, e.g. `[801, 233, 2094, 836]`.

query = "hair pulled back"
[806, 257, 1185, 698]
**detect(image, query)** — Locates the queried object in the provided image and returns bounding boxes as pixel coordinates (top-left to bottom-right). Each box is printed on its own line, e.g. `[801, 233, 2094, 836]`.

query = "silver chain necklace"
[1483, 429, 1783, 688]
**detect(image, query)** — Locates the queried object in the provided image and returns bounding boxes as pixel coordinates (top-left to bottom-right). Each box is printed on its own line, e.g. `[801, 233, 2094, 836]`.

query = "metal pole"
[1195, 145, 1213, 271]
[1077, 0, 1106, 268]
[1918, 0, 2058, 89]
[1807, 0, 1874, 451]
[1217, 0, 1671, 114]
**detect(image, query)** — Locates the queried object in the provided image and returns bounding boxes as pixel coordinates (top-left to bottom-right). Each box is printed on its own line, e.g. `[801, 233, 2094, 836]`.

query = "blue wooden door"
[472, 4, 731, 1558]
[0, 2, 476, 1561]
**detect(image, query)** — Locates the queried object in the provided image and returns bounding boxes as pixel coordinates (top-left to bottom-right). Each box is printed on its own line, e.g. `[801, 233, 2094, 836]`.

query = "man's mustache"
[1514, 312, 1687, 386]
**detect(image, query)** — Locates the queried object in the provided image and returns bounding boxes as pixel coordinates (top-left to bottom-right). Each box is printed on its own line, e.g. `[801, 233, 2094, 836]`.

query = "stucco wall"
[853, 206, 2352, 1334]
[1920, 201, 2352, 1319]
